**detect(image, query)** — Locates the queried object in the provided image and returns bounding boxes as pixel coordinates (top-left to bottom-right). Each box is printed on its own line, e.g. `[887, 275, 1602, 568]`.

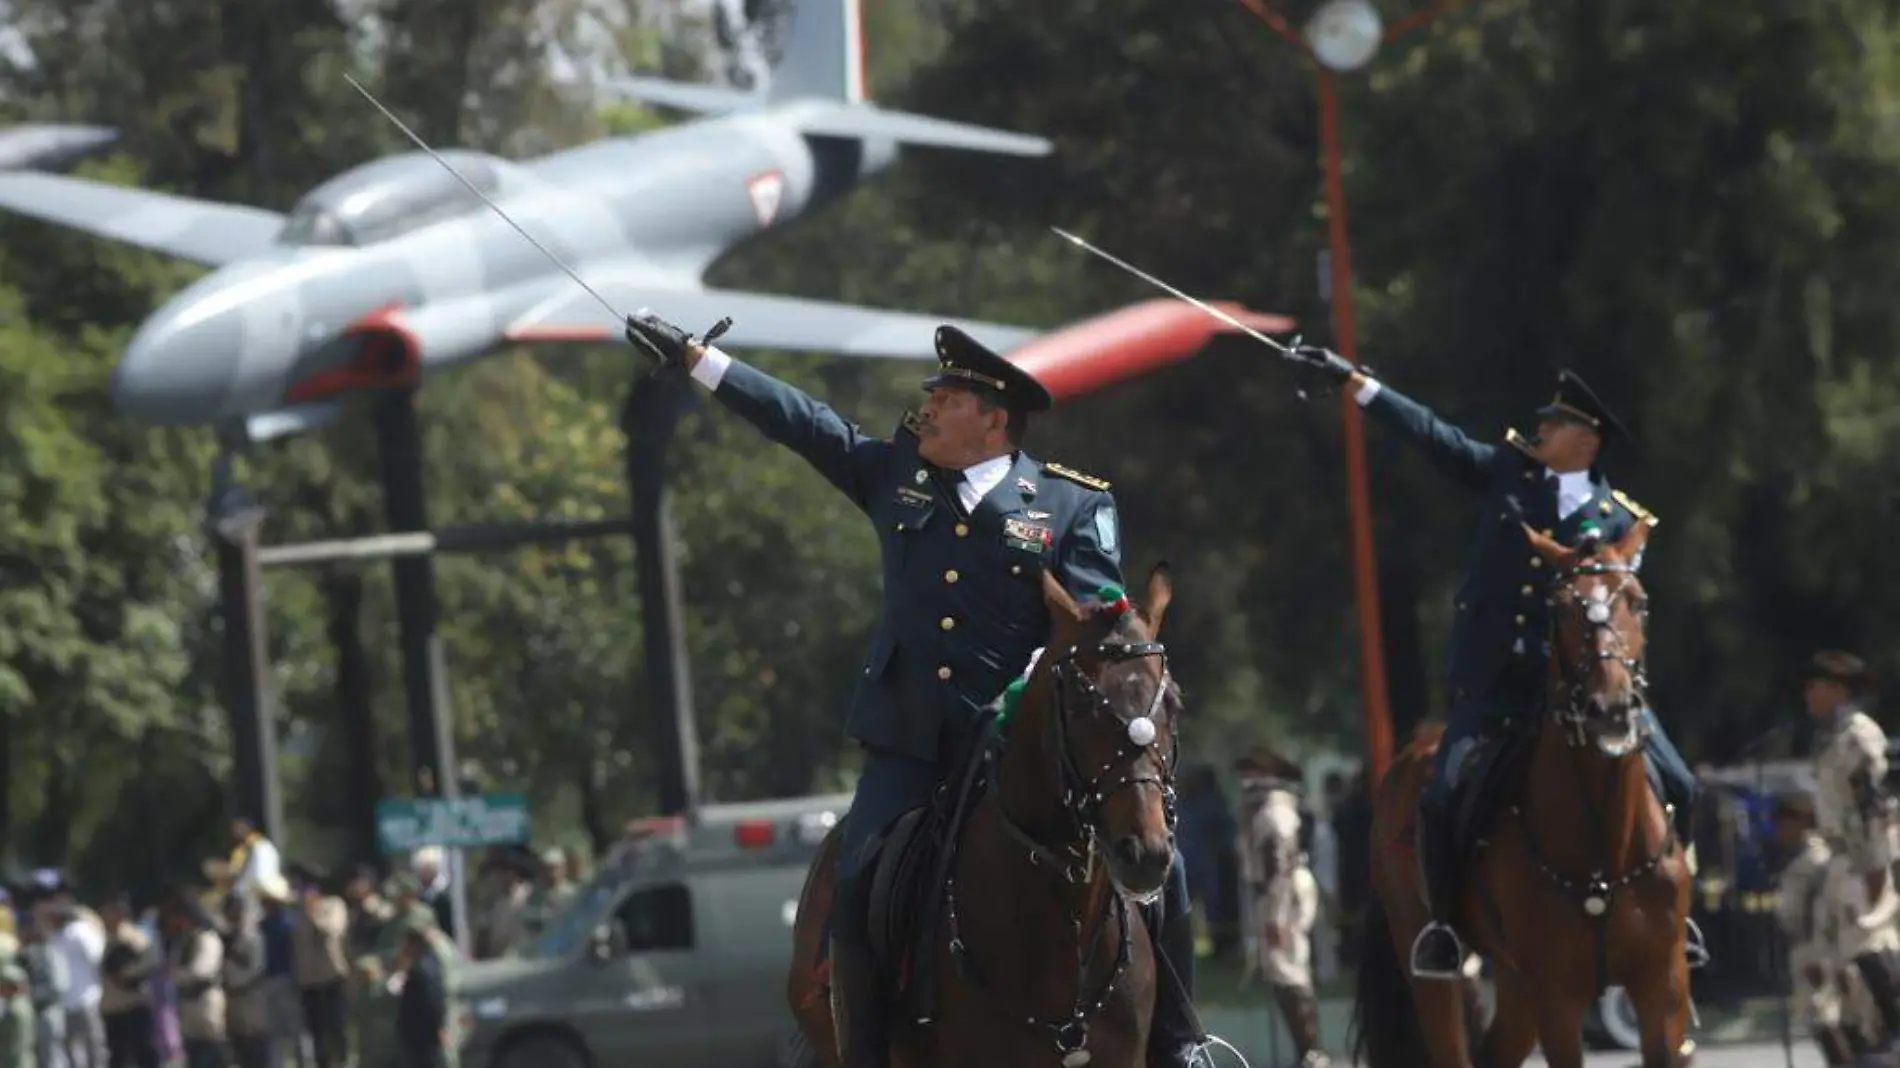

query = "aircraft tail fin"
[768, 0, 867, 104]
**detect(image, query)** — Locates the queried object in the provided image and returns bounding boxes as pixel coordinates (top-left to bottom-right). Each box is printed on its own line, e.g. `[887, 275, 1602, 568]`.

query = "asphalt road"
[1520, 1040, 1822, 1067]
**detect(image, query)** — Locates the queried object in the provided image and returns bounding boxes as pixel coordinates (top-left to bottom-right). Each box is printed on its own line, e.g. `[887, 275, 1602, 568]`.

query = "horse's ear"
[1521, 523, 1581, 570]
[1610, 517, 1655, 563]
[1142, 562, 1174, 639]
[1042, 569, 1088, 625]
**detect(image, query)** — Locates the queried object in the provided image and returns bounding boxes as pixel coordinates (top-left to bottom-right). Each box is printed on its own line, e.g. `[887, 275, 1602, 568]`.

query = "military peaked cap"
[1535, 369, 1629, 442]
[922, 326, 1053, 413]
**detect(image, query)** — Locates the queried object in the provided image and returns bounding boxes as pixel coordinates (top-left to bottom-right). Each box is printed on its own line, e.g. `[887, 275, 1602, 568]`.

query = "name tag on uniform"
[895, 486, 931, 508]
[1003, 517, 1051, 552]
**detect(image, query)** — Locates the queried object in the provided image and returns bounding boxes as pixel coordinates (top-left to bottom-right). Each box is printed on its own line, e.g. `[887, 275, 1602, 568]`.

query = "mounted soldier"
[1292, 350, 1705, 978]
[1805, 650, 1900, 1054]
[1235, 747, 1330, 1068]
[624, 313, 1204, 1068]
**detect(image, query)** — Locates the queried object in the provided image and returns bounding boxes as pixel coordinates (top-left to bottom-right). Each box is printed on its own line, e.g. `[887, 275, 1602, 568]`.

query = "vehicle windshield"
[519, 877, 621, 960]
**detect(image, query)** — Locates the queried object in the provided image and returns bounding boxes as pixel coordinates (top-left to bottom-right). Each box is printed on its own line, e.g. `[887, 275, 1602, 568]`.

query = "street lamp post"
[1234, 0, 1471, 782]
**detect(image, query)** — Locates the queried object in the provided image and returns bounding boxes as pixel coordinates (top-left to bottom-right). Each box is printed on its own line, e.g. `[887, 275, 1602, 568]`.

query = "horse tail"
[1348, 892, 1426, 1068]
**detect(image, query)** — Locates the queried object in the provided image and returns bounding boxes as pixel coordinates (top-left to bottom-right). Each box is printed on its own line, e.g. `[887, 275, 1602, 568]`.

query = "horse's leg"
[1475, 975, 1540, 1068]
[1625, 951, 1693, 1068]
[1531, 995, 1590, 1068]
[1411, 979, 1476, 1068]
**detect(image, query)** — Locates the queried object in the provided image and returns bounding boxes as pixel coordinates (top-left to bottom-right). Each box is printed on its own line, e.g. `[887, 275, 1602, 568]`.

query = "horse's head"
[1526, 519, 1654, 758]
[1029, 563, 1182, 902]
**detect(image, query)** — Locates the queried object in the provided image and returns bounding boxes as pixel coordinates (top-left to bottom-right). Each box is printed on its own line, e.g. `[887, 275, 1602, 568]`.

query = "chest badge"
[1017, 477, 1038, 498]
[914, 469, 928, 485]
[1003, 517, 1053, 552]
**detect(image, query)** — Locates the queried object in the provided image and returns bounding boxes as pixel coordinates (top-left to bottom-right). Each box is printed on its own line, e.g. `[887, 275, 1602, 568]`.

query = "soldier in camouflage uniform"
[0, 962, 33, 1068]
[1775, 791, 1857, 1064]
[1236, 750, 1329, 1068]
[1806, 650, 1900, 1052]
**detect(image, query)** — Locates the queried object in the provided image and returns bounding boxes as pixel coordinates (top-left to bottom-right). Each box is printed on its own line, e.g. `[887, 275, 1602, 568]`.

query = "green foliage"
[3, 0, 1900, 894]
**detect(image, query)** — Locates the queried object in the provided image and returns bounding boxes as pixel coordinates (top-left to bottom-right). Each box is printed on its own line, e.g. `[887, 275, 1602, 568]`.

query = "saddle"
[1430, 723, 1668, 864]
[825, 711, 1003, 1022]
[1442, 725, 1537, 864]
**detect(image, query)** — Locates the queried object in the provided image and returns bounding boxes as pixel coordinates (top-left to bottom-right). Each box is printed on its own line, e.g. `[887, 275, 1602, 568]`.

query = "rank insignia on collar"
[1017, 477, 1037, 497]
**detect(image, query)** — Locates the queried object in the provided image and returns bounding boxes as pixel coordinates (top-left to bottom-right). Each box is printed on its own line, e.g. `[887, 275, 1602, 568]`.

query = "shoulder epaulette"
[1504, 427, 1538, 459]
[898, 410, 923, 438]
[1043, 462, 1111, 492]
[1611, 489, 1658, 528]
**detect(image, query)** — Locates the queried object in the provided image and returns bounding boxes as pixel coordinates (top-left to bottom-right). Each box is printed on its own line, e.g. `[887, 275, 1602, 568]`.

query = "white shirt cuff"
[1353, 378, 1382, 406]
[690, 346, 732, 390]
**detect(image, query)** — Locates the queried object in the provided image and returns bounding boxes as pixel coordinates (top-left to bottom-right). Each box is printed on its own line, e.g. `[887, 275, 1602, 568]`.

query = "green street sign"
[375, 794, 531, 854]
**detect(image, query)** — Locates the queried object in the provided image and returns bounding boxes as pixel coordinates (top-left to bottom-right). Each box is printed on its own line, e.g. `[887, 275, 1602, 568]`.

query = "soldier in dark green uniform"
[625, 312, 1203, 1068]
[1293, 349, 1704, 978]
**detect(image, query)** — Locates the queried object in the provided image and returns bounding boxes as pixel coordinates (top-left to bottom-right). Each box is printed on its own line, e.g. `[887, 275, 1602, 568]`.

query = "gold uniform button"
[1529, 557, 1542, 567]
[944, 570, 960, 583]
[940, 617, 956, 631]
[1011, 565, 1022, 575]
[955, 523, 969, 537]
[937, 665, 953, 681]
[1515, 614, 1526, 625]
[1520, 585, 1533, 596]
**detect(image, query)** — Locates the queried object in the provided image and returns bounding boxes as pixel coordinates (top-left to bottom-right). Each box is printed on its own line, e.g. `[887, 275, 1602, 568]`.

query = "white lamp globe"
[1305, 0, 1384, 73]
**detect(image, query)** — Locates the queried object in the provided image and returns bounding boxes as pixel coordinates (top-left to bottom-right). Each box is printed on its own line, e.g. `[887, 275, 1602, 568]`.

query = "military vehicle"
[454, 793, 849, 1068]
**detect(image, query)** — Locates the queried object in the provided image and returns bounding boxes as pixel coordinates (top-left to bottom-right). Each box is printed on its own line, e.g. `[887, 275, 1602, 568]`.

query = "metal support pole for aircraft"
[210, 452, 285, 847]
[372, 388, 468, 949]
[622, 372, 703, 824]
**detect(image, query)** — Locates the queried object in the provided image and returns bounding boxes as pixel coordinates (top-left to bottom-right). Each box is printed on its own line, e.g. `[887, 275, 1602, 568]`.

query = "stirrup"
[1684, 917, 1710, 970]
[1408, 922, 1466, 980]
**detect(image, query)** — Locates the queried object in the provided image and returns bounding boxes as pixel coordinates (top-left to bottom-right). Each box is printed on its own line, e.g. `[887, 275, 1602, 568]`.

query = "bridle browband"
[942, 631, 1179, 1066]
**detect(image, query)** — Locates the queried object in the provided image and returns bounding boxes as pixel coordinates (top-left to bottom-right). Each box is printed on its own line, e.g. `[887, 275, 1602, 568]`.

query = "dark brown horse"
[786, 565, 1182, 1068]
[1352, 520, 1695, 1068]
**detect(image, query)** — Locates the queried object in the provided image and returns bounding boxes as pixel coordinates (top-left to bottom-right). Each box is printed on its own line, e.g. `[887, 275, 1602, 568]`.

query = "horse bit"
[944, 636, 1179, 1067]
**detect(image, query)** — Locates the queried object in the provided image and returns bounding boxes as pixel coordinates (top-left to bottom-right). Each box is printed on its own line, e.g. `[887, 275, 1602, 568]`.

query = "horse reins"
[944, 636, 1178, 1066]
[1513, 557, 1676, 994]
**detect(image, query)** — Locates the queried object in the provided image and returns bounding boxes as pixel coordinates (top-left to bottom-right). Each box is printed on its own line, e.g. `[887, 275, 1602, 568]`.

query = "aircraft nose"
[111, 302, 245, 423]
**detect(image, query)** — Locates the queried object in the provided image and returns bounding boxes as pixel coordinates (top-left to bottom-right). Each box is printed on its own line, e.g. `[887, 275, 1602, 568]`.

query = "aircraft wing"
[606, 76, 760, 115]
[0, 171, 285, 266]
[505, 282, 1039, 360]
[794, 105, 1053, 158]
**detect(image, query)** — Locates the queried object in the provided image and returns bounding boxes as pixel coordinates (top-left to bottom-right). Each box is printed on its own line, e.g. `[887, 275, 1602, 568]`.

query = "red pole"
[1316, 68, 1395, 782]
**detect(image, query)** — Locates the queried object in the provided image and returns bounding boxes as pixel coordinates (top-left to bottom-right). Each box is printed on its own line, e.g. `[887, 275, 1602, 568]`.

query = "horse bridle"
[944, 636, 1179, 1066]
[1516, 555, 1673, 973]
[992, 637, 1180, 881]
[1547, 559, 1651, 747]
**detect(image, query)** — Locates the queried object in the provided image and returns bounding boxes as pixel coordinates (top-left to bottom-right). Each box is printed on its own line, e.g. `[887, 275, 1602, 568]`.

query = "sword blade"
[1049, 227, 1297, 357]
[342, 73, 625, 324]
